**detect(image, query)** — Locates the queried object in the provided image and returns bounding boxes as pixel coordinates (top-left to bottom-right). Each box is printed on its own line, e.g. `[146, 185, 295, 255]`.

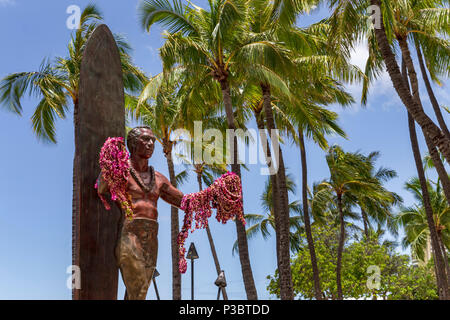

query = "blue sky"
[0, 0, 448, 300]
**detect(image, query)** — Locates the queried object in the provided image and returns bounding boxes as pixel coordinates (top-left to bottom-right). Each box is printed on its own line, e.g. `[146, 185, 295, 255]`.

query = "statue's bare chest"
[127, 166, 158, 199]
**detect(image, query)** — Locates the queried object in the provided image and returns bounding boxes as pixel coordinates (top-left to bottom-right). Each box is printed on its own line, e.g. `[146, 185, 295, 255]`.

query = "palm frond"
[139, 0, 198, 35]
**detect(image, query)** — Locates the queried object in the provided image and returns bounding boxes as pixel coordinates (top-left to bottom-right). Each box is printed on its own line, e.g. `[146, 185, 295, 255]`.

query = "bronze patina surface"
[116, 218, 158, 300]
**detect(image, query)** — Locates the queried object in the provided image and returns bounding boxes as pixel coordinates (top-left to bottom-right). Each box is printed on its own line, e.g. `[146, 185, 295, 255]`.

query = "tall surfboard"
[73, 24, 124, 300]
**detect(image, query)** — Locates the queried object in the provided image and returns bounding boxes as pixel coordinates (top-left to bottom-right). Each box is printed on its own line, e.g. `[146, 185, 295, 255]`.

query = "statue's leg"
[116, 219, 158, 300]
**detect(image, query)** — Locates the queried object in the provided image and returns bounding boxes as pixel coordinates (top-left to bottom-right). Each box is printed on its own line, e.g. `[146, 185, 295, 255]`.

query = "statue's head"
[127, 126, 156, 159]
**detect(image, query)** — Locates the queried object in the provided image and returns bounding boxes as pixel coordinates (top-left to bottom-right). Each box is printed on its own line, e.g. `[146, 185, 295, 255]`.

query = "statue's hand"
[182, 196, 190, 212]
[96, 172, 110, 195]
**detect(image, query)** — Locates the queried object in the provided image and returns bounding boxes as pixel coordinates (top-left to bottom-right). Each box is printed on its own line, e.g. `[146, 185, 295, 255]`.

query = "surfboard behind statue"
[73, 24, 124, 300]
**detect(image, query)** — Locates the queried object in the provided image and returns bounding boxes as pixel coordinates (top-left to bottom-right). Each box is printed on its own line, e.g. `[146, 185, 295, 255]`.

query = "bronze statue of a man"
[97, 126, 184, 300]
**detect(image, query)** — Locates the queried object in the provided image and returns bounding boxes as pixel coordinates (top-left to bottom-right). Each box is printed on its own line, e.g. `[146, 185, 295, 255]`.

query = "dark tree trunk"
[298, 130, 323, 300]
[361, 209, 370, 240]
[336, 194, 345, 300]
[438, 232, 450, 287]
[401, 57, 449, 300]
[261, 83, 294, 300]
[196, 170, 228, 300]
[254, 107, 282, 268]
[427, 142, 450, 206]
[415, 40, 450, 142]
[165, 147, 181, 300]
[398, 37, 450, 206]
[369, 0, 450, 163]
[219, 78, 258, 300]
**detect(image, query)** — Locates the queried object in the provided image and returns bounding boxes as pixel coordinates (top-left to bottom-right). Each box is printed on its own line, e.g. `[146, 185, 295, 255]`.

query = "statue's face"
[134, 128, 156, 159]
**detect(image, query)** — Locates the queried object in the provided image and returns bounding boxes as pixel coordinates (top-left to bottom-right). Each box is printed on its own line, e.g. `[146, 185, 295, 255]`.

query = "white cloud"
[330, 40, 403, 115]
[350, 41, 369, 70]
[345, 40, 450, 115]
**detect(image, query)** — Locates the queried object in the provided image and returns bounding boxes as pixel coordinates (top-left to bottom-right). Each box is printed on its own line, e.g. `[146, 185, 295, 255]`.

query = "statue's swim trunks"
[116, 217, 158, 300]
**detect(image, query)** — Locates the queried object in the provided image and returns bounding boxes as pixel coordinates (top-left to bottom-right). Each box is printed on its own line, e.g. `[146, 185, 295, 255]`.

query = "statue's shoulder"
[154, 169, 169, 183]
[153, 168, 161, 177]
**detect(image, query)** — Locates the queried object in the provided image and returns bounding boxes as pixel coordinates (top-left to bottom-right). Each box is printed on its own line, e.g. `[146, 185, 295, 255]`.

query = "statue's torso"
[126, 169, 162, 220]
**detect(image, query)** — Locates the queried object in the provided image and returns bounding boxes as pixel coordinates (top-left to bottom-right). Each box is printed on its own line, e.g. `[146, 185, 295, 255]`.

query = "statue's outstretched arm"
[158, 172, 184, 209]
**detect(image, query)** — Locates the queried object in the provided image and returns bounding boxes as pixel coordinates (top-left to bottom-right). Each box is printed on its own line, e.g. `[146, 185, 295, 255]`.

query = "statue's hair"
[126, 126, 155, 153]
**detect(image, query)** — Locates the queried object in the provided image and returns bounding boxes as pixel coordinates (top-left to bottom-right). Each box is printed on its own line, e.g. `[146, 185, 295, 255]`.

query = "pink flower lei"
[178, 171, 245, 273]
[95, 137, 134, 220]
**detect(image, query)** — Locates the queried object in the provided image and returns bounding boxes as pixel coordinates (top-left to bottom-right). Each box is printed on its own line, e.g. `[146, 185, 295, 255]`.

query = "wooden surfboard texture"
[73, 24, 124, 300]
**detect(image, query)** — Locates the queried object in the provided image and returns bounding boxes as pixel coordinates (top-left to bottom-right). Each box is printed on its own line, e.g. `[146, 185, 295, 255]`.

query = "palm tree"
[386, 1, 450, 298]
[317, 146, 392, 299]
[397, 176, 450, 285]
[370, 0, 450, 162]
[406, 0, 450, 141]
[325, 0, 450, 298]
[415, 42, 450, 141]
[325, 0, 450, 164]
[350, 0, 450, 206]
[361, 4, 450, 294]
[250, 94, 300, 299]
[243, 1, 306, 299]
[401, 56, 449, 298]
[267, 80, 353, 299]
[232, 174, 304, 255]
[0, 4, 145, 143]
[242, 1, 362, 298]
[355, 151, 402, 239]
[389, 0, 450, 205]
[282, 70, 355, 301]
[138, 0, 292, 299]
[423, 153, 449, 283]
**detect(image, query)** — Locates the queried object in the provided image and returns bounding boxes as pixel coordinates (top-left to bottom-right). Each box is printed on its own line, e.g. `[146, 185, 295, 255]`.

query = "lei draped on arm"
[177, 172, 245, 273]
[95, 137, 134, 220]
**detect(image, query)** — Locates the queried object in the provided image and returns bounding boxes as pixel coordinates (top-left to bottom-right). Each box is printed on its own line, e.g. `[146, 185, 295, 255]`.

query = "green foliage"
[396, 174, 450, 263]
[388, 261, 439, 300]
[267, 223, 438, 300]
[232, 174, 303, 255]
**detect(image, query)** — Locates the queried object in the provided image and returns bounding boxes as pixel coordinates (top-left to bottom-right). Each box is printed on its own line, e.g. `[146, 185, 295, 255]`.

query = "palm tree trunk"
[426, 142, 450, 206]
[425, 235, 432, 264]
[369, 0, 450, 163]
[298, 130, 323, 300]
[196, 170, 228, 300]
[165, 146, 181, 300]
[415, 40, 450, 141]
[254, 107, 282, 268]
[261, 83, 294, 300]
[336, 194, 345, 300]
[219, 78, 258, 300]
[401, 58, 449, 300]
[398, 37, 450, 206]
[361, 209, 369, 240]
[438, 232, 450, 287]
